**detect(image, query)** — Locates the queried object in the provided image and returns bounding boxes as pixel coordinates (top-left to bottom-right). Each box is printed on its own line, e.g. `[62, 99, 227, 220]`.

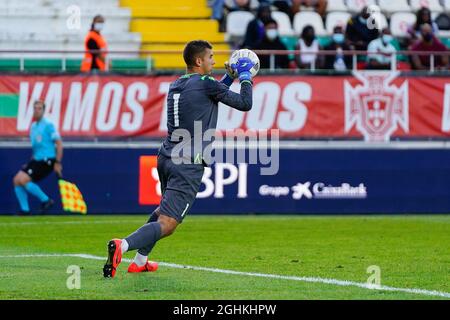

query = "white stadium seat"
[374, 13, 389, 31]
[390, 12, 417, 37]
[326, 0, 348, 12]
[0, 0, 138, 59]
[325, 11, 351, 34]
[444, 0, 450, 11]
[0, 0, 120, 8]
[224, 0, 259, 10]
[0, 7, 131, 34]
[345, 0, 377, 13]
[410, 0, 444, 13]
[272, 11, 295, 36]
[293, 11, 327, 36]
[378, 0, 412, 14]
[226, 11, 255, 37]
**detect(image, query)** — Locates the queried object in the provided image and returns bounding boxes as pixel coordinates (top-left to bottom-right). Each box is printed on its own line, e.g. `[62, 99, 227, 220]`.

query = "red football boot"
[103, 239, 123, 278]
[128, 260, 159, 273]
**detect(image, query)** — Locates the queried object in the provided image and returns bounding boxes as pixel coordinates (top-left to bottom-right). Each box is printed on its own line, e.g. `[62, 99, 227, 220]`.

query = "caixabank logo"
[139, 156, 248, 205]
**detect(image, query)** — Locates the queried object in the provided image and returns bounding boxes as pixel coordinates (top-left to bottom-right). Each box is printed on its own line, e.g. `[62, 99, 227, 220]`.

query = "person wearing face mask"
[411, 23, 449, 70]
[323, 25, 352, 71]
[80, 15, 108, 72]
[345, 6, 379, 51]
[296, 25, 322, 69]
[253, 19, 291, 69]
[366, 28, 397, 70]
[408, 7, 439, 42]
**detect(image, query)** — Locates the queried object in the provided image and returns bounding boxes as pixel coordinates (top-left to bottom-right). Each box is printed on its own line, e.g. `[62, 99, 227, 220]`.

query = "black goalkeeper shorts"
[157, 153, 204, 223]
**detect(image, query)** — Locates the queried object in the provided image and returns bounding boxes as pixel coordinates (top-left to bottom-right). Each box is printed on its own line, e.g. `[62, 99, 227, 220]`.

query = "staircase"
[121, 0, 230, 69]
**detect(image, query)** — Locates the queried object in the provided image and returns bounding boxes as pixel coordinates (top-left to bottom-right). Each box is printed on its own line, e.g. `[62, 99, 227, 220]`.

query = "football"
[229, 49, 260, 78]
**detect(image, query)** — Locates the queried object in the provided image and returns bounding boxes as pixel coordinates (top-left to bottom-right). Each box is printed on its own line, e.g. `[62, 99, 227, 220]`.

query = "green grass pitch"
[0, 215, 448, 300]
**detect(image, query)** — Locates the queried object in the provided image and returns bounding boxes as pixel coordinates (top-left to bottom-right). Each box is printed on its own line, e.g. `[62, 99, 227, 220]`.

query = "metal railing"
[0, 49, 449, 73]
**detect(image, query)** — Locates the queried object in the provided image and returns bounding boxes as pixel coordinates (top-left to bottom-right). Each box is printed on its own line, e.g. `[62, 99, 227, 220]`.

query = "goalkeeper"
[103, 40, 254, 277]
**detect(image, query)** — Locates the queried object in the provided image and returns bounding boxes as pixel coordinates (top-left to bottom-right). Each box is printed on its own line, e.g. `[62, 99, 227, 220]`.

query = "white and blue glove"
[231, 57, 255, 82]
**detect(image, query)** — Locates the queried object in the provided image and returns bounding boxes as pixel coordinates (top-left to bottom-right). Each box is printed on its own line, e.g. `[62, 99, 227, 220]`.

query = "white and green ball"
[229, 49, 260, 78]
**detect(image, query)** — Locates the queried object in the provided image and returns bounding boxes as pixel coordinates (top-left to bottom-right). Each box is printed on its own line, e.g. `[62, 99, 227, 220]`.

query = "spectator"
[80, 15, 108, 72]
[213, 0, 256, 32]
[259, 1, 295, 21]
[366, 28, 396, 70]
[411, 23, 448, 70]
[224, 0, 254, 12]
[323, 25, 352, 71]
[296, 25, 321, 69]
[212, 0, 226, 31]
[242, 4, 273, 49]
[408, 7, 439, 41]
[292, 0, 328, 18]
[345, 6, 379, 51]
[253, 18, 291, 69]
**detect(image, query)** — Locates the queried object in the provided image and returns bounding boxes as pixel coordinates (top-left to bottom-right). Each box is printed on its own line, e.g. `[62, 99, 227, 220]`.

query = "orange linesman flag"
[58, 179, 87, 214]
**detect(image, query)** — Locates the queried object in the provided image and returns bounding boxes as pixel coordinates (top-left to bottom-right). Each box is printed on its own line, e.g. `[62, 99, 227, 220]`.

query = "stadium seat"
[121, 0, 211, 18]
[326, 0, 347, 12]
[293, 12, 327, 36]
[224, 0, 260, 10]
[226, 11, 255, 38]
[444, 0, 450, 11]
[0, 7, 132, 34]
[272, 11, 295, 36]
[325, 11, 351, 34]
[345, 0, 377, 13]
[410, 0, 444, 13]
[375, 13, 389, 31]
[0, 32, 141, 59]
[390, 12, 416, 37]
[378, 0, 412, 14]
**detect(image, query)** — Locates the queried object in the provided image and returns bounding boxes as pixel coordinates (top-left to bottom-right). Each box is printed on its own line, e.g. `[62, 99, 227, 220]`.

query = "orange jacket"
[80, 31, 107, 72]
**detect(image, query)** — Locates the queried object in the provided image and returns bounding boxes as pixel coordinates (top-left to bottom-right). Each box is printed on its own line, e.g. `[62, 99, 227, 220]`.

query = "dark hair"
[263, 18, 277, 27]
[415, 7, 432, 30]
[34, 100, 46, 110]
[257, 4, 271, 20]
[183, 40, 212, 67]
[91, 15, 104, 30]
[301, 25, 315, 38]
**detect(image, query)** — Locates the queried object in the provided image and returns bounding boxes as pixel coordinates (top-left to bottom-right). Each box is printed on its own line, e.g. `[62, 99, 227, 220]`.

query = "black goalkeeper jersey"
[159, 73, 253, 165]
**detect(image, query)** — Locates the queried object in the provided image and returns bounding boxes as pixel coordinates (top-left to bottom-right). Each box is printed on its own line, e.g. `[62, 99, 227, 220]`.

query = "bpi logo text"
[139, 156, 248, 205]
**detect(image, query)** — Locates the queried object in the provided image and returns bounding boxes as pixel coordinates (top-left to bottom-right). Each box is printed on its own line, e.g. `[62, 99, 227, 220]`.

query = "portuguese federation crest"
[344, 71, 409, 141]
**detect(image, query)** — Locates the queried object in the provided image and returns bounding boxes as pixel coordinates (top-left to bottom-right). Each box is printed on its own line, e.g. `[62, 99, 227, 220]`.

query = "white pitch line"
[0, 220, 141, 227]
[0, 253, 449, 299]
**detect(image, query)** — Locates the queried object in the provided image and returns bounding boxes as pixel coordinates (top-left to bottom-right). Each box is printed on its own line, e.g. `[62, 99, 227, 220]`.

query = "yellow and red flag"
[58, 179, 87, 214]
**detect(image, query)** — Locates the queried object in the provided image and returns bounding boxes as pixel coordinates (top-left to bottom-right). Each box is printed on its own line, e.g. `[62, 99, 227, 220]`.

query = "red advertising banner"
[0, 72, 449, 141]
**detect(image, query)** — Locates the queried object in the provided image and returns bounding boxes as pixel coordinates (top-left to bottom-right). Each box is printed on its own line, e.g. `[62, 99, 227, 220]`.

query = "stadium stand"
[124, 0, 229, 69]
[410, 0, 444, 13]
[378, 0, 412, 14]
[293, 11, 327, 36]
[1, 0, 449, 71]
[272, 11, 295, 36]
[345, 0, 377, 13]
[325, 11, 352, 34]
[226, 11, 255, 39]
[0, 0, 139, 57]
[390, 12, 417, 37]
[326, 0, 347, 12]
[0, 0, 142, 71]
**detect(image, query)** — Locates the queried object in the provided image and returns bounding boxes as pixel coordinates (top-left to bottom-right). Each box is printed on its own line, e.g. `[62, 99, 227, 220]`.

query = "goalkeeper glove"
[231, 57, 255, 82]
